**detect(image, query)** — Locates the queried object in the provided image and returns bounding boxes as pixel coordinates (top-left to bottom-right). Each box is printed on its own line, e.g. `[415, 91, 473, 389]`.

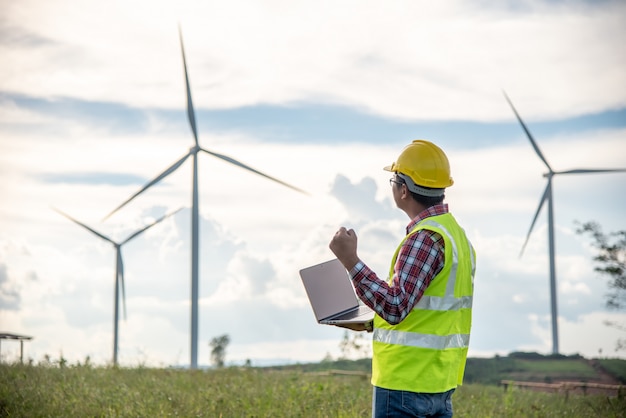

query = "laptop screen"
[300, 259, 360, 322]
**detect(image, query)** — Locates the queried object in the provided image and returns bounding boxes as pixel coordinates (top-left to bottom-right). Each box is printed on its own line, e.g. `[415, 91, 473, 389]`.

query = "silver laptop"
[300, 258, 375, 325]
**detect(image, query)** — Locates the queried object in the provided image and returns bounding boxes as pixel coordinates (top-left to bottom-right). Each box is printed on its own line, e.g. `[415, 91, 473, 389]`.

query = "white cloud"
[2, 1, 625, 119]
[561, 312, 626, 358]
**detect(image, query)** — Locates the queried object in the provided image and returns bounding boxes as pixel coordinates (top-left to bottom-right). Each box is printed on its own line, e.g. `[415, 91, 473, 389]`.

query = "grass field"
[1, 362, 625, 417]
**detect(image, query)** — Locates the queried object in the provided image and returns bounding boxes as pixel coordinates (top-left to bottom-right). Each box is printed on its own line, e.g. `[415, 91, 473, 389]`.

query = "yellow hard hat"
[384, 140, 454, 189]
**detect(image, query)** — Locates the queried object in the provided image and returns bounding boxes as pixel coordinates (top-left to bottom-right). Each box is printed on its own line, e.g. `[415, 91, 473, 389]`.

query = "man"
[329, 140, 476, 418]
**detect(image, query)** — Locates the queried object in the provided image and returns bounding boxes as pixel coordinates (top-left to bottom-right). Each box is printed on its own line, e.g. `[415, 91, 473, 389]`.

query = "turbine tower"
[55, 207, 181, 365]
[504, 91, 626, 355]
[103, 27, 307, 369]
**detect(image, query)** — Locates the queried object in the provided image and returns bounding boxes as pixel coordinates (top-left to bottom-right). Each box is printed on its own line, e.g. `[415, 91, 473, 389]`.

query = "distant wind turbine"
[55, 207, 182, 365]
[503, 91, 626, 355]
[102, 27, 308, 369]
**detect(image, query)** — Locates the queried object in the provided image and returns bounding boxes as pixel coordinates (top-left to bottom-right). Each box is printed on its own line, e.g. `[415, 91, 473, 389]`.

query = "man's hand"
[334, 321, 373, 333]
[329, 227, 360, 270]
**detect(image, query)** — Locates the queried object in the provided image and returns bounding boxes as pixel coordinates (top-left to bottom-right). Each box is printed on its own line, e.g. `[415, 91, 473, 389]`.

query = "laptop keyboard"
[333, 305, 371, 320]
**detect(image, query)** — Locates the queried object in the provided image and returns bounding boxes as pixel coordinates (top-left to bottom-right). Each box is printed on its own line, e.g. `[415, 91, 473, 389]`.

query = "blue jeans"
[372, 386, 455, 418]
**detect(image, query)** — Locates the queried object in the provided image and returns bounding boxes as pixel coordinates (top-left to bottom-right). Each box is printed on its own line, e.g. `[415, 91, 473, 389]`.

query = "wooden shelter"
[0, 332, 33, 363]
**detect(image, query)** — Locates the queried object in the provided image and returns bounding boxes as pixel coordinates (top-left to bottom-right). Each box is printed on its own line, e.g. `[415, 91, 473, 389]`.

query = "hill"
[265, 352, 626, 387]
[464, 352, 626, 386]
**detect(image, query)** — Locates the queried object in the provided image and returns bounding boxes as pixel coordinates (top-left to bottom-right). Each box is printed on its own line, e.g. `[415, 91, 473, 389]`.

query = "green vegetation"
[1, 354, 626, 417]
[2, 364, 372, 417]
[598, 359, 626, 384]
[269, 357, 372, 374]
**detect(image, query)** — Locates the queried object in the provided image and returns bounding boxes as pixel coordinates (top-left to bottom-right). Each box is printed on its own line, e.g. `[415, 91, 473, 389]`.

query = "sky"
[1, 0, 626, 367]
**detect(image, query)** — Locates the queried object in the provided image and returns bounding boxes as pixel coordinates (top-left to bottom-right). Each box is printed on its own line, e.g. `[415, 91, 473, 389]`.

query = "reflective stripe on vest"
[419, 219, 475, 300]
[373, 328, 470, 350]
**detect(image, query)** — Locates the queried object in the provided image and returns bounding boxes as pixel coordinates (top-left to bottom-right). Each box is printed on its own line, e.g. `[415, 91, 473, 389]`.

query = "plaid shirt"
[349, 204, 448, 325]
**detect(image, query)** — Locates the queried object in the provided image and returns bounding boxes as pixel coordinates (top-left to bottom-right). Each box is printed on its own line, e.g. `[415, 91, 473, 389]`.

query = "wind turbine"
[503, 91, 626, 355]
[102, 27, 307, 369]
[55, 207, 182, 365]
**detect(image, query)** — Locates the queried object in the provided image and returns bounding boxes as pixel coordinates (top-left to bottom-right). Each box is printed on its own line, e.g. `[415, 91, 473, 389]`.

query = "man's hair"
[409, 189, 445, 207]
[395, 175, 445, 207]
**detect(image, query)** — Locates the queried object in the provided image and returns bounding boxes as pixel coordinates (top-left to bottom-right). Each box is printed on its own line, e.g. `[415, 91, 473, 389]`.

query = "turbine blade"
[118, 251, 127, 321]
[102, 153, 191, 221]
[121, 207, 184, 245]
[520, 181, 550, 258]
[200, 147, 309, 195]
[53, 207, 115, 244]
[502, 91, 552, 171]
[555, 168, 626, 175]
[178, 26, 199, 146]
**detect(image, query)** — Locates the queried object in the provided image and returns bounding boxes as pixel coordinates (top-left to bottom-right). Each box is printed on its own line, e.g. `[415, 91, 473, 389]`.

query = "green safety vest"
[372, 213, 476, 393]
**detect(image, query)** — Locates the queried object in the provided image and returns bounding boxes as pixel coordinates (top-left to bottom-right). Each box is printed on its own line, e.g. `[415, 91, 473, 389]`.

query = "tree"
[339, 330, 370, 359]
[209, 334, 230, 368]
[576, 221, 626, 351]
[576, 221, 626, 310]
[321, 352, 334, 363]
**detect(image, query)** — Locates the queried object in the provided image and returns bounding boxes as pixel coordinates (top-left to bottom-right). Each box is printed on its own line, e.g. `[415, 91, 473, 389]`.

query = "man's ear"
[401, 184, 410, 200]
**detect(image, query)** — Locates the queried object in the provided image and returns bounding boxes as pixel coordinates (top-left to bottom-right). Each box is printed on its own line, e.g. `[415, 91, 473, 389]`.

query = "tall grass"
[1, 363, 624, 417]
